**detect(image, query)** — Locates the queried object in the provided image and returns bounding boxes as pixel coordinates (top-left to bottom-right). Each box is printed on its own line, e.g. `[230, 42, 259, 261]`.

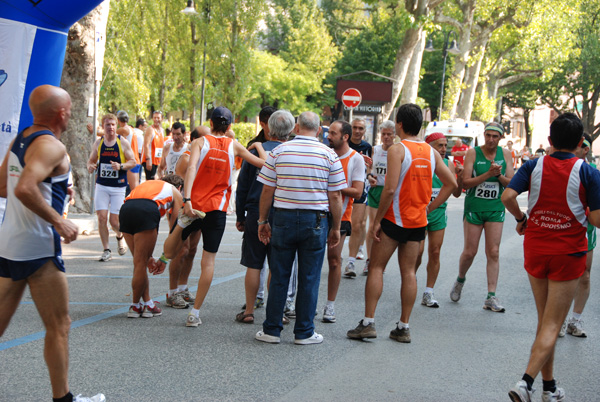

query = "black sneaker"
[347, 320, 377, 339]
[389, 326, 411, 343]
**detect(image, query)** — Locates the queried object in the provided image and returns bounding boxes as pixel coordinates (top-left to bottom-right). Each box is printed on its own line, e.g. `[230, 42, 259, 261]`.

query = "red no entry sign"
[342, 88, 362, 109]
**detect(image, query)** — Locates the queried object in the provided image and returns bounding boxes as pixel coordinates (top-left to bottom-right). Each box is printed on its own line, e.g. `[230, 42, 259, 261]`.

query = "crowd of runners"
[1, 85, 599, 402]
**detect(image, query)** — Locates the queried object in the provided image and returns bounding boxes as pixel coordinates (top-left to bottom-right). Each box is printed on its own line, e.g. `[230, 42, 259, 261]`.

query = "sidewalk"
[67, 213, 97, 235]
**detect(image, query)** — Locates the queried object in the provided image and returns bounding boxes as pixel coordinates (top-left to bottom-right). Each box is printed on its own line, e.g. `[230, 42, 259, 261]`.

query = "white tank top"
[165, 144, 186, 175]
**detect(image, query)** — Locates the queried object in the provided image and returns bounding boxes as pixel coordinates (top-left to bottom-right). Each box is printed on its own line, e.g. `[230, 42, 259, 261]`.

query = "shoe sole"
[567, 331, 587, 338]
[118, 250, 127, 256]
[422, 302, 439, 308]
[142, 312, 162, 318]
[322, 317, 336, 323]
[508, 390, 527, 402]
[347, 333, 377, 340]
[389, 334, 411, 343]
[295, 339, 323, 345]
[483, 306, 505, 313]
[127, 313, 141, 318]
[344, 272, 356, 278]
[169, 304, 189, 309]
[186, 320, 200, 327]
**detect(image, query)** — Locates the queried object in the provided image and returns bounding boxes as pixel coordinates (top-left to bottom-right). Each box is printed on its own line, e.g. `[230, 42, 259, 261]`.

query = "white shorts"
[95, 184, 126, 215]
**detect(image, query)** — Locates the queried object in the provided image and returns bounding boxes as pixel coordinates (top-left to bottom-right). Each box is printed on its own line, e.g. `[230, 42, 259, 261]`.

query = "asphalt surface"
[1, 194, 599, 401]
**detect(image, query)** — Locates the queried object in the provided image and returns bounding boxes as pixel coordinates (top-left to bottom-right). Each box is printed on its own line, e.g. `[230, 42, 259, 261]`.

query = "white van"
[424, 119, 485, 156]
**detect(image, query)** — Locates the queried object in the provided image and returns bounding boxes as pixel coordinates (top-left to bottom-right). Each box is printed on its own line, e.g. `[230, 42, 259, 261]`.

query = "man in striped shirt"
[255, 111, 346, 345]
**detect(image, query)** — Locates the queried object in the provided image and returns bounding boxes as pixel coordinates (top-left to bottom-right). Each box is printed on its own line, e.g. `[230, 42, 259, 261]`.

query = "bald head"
[29, 85, 71, 134]
[192, 126, 210, 141]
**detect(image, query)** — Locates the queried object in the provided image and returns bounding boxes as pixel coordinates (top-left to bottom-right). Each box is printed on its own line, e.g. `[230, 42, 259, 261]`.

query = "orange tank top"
[125, 180, 175, 217]
[190, 134, 234, 212]
[142, 127, 164, 165]
[340, 149, 358, 222]
[383, 140, 435, 228]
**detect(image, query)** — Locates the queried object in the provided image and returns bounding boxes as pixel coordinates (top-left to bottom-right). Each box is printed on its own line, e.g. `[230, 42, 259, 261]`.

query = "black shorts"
[380, 219, 426, 244]
[119, 199, 161, 235]
[355, 190, 368, 205]
[328, 214, 352, 237]
[0, 256, 65, 281]
[182, 210, 227, 253]
[240, 211, 269, 269]
[144, 164, 158, 180]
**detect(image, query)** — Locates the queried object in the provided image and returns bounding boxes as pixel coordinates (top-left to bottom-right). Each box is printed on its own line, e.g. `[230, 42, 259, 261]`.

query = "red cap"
[425, 132, 445, 144]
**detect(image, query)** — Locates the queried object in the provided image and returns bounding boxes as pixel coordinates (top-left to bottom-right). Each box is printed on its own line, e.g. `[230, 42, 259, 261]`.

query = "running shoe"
[363, 259, 370, 276]
[389, 326, 411, 343]
[142, 302, 162, 318]
[284, 300, 296, 319]
[541, 387, 565, 402]
[509, 380, 534, 402]
[295, 332, 323, 345]
[166, 292, 188, 309]
[116, 235, 127, 255]
[99, 249, 112, 262]
[357, 246, 365, 260]
[254, 297, 265, 308]
[421, 291, 439, 308]
[347, 320, 377, 340]
[343, 261, 356, 278]
[322, 304, 336, 323]
[186, 313, 201, 327]
[483, 296, 505, 313]
[566, 317, 587, 337]
[558, 320, 567, 338]
[180, 288, 195, 303]
[127, 305, 143, 318]
[73, 394, 106, 402]
[177, 208, 206, 228]
[450, 280, 464, 302]
[255, 330, 280, 344]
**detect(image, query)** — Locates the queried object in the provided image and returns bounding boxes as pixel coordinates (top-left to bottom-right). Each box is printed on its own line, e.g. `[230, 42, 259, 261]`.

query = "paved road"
[1, 195, 598, 401]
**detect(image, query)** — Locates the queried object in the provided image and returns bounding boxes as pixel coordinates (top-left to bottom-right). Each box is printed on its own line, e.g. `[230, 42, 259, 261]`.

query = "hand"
[111, 160, 121, 171]
[87, 163, 97, 173]
[367, 175, 377, 186]
[56, 219, 78, 244]
[361, 154, 373, 168]
[67, 187, 75, 205]
[235, 221, 245, 232]
[516, 220, 527, 236]
[327, 229, 340, 248]
[87, 123, 94, 135]
[372, 222, 382, 243]
[258, 223, 271, 245]
[454, 161, 464, 176]
[489, 162, 502, 177]
[183, 202, 196, 218]
[248, 142, 263, 152]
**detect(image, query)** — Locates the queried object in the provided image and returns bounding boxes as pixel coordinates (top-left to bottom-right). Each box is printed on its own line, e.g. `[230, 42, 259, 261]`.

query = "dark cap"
[211, 106, 233, 125]
[117, 110, 129, 123]
[484, 122, 504, 136]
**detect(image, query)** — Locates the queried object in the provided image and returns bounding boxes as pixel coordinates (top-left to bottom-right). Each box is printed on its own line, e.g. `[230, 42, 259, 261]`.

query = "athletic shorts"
[427, 208, 447, 232]
[145, 164, 158, 180]
[130, 164, 142, 174]
[240, 211, 269, 269]
[380, 219, 426, 244]
[328, 215, 352, 237]
[464, 210, 505, 225]
[95, 183, 126, 215]
[587, 224, 596, 251]
[119, 199, 161, 235]
[355, 190, 368, 205]
[524, 250, 586, 281]
[182, 210, 227, 253]
[367, 186, 383, 209]
[0, 255, 65, 282]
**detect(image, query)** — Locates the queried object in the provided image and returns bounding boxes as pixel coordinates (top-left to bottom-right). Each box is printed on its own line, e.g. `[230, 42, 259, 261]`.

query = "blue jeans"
[263, 208, 328, 339]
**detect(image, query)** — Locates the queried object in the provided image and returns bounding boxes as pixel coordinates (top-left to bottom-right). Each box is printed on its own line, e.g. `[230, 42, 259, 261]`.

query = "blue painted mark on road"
[0, 270, 245, 352]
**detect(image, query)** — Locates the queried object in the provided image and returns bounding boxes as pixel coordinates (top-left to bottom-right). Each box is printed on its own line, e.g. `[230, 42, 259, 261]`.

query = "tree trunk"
[159, 3, 168, 110]
[400, 31, 426, 105]
[524, 108, 531, 148]
[455, 41, 487, 120]
[61, 1, 111, 213]
[190, 20, 199, 130]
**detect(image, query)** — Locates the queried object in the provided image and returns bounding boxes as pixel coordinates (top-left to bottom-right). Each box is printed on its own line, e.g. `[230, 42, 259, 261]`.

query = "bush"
[232, 122, 259, 147]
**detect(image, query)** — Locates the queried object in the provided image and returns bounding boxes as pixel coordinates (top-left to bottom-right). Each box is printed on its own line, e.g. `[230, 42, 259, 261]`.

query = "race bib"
[475, 181, 499, 200]
[155, 147, 163, 159]
[431, 188, 440, 202]
[100, 163, 118, 179]
[374, 166, 387, 175]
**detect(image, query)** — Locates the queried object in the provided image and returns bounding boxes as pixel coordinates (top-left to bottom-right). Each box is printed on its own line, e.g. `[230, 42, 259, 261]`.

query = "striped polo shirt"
[257, 135, 347, 211]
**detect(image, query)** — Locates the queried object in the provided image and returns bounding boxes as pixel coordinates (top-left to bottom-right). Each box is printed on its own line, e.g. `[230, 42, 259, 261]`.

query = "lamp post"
[182, 0, 209, 124]
[425, 31, 460, 119]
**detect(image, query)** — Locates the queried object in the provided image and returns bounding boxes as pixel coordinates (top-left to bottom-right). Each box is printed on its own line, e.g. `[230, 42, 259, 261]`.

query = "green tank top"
[464, 146, 506, 212]
[431, 158, 449, 209]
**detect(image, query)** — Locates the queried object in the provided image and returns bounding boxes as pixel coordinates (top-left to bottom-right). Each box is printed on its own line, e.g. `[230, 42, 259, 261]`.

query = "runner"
[142, 110, 165, 180]
[158, 121, 186, 177]
[450, 122, 514, 312]
[503, 113, 600, 402]
[415, 132, 463, 308]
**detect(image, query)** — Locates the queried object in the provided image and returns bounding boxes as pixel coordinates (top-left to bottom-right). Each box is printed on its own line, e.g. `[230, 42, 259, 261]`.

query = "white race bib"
[155, 147, 163, 159]
[100, 163, 118, 179]
[475, 182, 499, 200]
[431, 188, 440, 202]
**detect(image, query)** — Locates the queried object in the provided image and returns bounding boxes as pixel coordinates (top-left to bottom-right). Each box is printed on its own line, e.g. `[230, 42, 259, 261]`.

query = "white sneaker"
[177, 208, 206, 228]
[421, 291, 439, 308]
[186, 313, 201, 327]
[541, 387, 565, 402]
[73, 394, 106, 402]
[558, 320, 567, 337]
[322, 304, 336, 323]
[363, 259, 369, 275]
[116, 235, 127, 255]
[356, 246, 365, 260]
[98, 249, 111, 262]
[343, 261, 356, 278]
[450, 280, 464, 302]
[295, 332, 323, 345]
[255, 330, 281, 344]
[509, 380, 534, 402]
[566, 317, 587, 337]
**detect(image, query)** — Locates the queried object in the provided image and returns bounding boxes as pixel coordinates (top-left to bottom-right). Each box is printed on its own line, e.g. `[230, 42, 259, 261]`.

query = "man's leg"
[96, 209, 110, 250]
[0, 277, 27, 336]
[326, 233, 347, 302]
[524, 275, 579, 381]
[126, 170, 139, 191]
[458, 219, 484, 278]
[426, 229, 445, 288]
[192, 250, 216, 310]
[398, 241, 421, 324]
[348, 203, 367, 259]
[572, 251, 592, 315]
[178, 231, 201, 291]
[163, 225, 188, 260]
[483, 221, 503, 294]
[241, 268, 261, 320]
[168, 238, 190, 293]
[365, 206, 378, 262]
[364, 232, 398, 318]
[27, 261, 71, 398]
[109, 213, 123, 240]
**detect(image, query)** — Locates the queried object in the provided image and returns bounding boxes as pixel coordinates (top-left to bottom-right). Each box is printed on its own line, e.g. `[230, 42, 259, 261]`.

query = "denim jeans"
[263, 208, 328, 339]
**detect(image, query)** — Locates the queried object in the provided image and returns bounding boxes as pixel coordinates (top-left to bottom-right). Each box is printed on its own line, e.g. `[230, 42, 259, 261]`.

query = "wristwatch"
[182, 197, 191, 203]
[516, 213, 527, 223]
[257, 220, 269, 225]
